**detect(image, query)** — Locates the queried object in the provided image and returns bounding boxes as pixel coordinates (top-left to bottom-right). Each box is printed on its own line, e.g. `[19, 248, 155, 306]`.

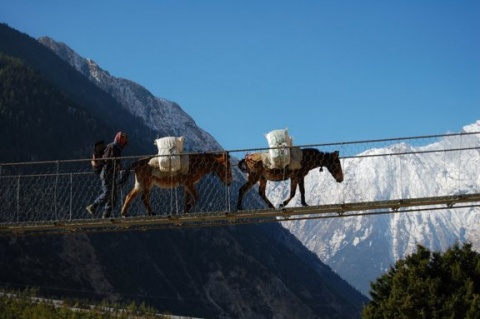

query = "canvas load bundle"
[265, 129, 293, 169]
[154, 136, 184, 172]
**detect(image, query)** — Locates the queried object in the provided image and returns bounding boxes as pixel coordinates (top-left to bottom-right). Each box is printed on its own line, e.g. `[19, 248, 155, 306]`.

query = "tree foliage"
[0, 54, 105, 162]
[362, 242, 480, 319]
[0, 287, 166, 319]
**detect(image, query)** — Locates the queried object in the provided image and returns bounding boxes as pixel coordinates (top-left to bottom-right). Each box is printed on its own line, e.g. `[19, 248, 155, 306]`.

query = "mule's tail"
[238, 159, 248, 173]
[118, 156, 153, 187]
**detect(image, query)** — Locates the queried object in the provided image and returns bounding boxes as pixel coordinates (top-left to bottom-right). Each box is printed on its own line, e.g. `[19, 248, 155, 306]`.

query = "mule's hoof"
[86, 204, 95, 216]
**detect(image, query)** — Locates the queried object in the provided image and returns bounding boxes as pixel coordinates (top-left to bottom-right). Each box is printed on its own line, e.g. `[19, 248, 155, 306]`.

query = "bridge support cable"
[0, 131, 479, 236]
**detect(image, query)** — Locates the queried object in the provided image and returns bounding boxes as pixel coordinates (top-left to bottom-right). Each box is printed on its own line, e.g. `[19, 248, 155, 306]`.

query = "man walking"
[86, 131, 128, 218]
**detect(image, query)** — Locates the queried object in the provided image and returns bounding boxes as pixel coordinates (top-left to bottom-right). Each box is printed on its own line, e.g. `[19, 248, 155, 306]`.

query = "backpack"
[91, 140, 106, 174]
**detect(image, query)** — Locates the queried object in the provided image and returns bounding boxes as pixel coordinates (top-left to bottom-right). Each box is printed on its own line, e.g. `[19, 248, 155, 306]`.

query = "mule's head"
[214, 152, 233, 186]
[322, 151, 344, 183]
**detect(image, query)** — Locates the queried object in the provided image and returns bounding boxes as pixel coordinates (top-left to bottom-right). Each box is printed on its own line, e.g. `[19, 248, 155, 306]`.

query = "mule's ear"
[334, 151, 339, 158]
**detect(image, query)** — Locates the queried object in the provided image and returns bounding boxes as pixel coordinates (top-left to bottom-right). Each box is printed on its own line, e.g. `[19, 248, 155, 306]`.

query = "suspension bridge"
[1, 131, 479, 236]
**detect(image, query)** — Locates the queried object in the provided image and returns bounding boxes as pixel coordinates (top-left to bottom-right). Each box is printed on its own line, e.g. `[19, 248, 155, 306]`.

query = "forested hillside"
[0, 23, 156, 158]
[0, 54, 112, 161]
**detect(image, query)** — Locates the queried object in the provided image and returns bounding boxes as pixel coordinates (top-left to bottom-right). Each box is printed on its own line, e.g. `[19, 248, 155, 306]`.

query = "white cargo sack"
[265, 129, 293, 169]
[154, 136, 184, 172]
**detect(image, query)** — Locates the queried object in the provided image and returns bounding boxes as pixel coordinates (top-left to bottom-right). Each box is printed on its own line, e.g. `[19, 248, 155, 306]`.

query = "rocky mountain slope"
[39, 36, 219, 152]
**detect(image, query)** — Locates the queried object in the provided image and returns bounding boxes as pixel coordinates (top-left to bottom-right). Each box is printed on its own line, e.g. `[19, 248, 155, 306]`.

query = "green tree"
[0, 287, 165, 319]
[362, 242, 480, 319]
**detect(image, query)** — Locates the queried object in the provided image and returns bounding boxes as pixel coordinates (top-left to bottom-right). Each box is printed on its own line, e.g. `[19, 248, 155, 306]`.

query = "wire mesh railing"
[0, 131, 479, 233]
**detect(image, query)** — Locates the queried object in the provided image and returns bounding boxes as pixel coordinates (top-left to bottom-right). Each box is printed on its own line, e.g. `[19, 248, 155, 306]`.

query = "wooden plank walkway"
[2, 193, 479, 236]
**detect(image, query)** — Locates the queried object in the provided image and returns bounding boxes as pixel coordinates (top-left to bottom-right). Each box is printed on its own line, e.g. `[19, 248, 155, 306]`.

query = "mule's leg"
[121, 187, 139, 217]
[298, 177, 308, 206]
[184, 192, 192, 214]
[140, 188, 155, 216]
[237, 174, 259, 210]
[282, 178, 299, 207]
[183, 184, 198, 213]
[258, 177, 275, 209]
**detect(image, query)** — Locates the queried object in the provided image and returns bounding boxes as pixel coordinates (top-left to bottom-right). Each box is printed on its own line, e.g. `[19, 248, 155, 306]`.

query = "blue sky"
[1, 1, 479, 151]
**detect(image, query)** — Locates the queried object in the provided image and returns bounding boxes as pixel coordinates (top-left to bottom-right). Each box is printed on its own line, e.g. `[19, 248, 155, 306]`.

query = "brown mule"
[121, 152, 232, 216]
[237, 148, 343, 210]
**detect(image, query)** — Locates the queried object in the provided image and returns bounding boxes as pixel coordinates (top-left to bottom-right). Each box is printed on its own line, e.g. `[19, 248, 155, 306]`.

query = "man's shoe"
[86, 204, 95, 215]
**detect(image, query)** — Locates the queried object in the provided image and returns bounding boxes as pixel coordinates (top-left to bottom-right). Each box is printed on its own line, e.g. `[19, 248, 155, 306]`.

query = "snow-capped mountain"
[277, 121, 480, 295]
[38, 37, 220, 152]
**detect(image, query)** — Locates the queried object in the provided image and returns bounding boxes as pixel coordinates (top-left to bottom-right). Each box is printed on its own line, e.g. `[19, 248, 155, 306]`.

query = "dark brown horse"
[237, 148, 343, 210]
[121, 152, 232, 216]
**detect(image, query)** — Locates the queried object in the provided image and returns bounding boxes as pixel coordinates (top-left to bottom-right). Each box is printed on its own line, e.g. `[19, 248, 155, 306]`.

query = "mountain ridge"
[38, 36, 220, 152]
